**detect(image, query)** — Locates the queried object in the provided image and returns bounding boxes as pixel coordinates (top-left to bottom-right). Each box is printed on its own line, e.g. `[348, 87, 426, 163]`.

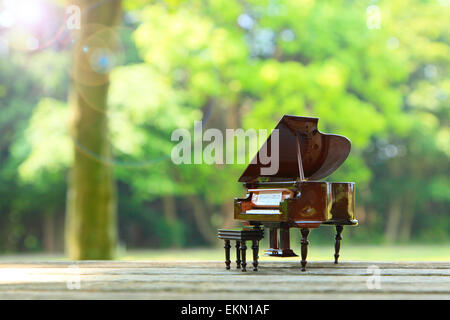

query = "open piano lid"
[238, 115, 351, 182]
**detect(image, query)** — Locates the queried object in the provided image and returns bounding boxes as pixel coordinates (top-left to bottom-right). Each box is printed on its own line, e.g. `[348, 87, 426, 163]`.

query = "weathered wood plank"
[0, 261, 448, 300]
[0, 291, 446, 300]
[1, 267, 448, 276]
[0, 260, 448, 269]
[1, 279, 449, 293]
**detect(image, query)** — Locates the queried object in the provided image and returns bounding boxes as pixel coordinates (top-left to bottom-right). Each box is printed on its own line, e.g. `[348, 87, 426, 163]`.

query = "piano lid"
[238, 115, 351, 182]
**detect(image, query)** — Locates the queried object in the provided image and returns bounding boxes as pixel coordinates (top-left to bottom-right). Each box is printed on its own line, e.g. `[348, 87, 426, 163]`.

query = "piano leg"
[241, 241, 247, 272]
[300, 228, 310, 271]
[334, 225, 343, 264]
[252, 240, 259, 271]
[270, 228, 278, 249]
[280, 227, 298, 257]
[224, 240, 231, 270]
[236, 241, 241, 269]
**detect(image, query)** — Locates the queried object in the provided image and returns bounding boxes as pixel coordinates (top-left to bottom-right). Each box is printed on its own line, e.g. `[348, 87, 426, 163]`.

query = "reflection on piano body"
[233, 115, 358, 270]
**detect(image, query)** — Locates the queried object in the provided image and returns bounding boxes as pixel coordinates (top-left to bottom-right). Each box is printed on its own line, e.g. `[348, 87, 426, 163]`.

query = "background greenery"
[0, 0, 448, 255]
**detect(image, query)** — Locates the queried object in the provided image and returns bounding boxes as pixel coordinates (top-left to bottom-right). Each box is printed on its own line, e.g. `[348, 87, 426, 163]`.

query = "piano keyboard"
[252, 192, 282, 206]
[244, 209, 281, 215]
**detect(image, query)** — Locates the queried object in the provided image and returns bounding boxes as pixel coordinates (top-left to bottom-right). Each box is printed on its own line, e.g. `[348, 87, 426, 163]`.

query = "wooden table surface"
[0, 261, 448, 299]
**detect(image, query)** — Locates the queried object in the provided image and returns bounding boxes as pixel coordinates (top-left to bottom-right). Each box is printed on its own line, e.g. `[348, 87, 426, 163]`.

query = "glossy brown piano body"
[232, 115, 358, 270]
[235, 181, 356, 228]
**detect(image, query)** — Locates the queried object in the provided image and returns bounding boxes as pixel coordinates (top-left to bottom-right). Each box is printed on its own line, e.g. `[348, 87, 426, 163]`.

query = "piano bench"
[217, 227, 264, 272]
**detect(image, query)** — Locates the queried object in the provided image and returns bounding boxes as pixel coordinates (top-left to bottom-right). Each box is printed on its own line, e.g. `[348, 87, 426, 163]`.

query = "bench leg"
[334, 225, 343, 264]
[241, 241, 247, 272]
[236, 241, 241, 269]
[300, 228, 310, 271]
[224, 240, 231, 270]
[252, 240, 259, 271]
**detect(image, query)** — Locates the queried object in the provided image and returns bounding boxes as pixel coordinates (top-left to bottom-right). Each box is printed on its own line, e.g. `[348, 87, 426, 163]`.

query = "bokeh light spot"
[424, 64, 437, 78]
[386, 37, 399, 50]
[89, 48, 115, 74]
[280, 29, 295, 42]
[237, 13, 254, 30]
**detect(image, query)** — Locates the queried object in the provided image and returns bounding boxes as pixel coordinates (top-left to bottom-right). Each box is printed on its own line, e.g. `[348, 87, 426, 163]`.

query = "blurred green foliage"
[0, 0, 448, 253]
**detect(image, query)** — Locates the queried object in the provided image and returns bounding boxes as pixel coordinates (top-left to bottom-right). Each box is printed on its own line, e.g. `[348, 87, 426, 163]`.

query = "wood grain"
[0, 261, 448, 300]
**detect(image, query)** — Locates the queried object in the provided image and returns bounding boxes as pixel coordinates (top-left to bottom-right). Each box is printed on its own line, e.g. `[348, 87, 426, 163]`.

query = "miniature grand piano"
[234, 115, 357, 271]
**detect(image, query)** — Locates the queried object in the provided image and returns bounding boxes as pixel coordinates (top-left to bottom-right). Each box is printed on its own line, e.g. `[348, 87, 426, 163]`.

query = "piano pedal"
[264, 248, 298, 257]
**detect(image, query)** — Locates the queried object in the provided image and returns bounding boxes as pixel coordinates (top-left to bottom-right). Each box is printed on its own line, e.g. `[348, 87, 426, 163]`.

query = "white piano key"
[244, 209, 281, 215]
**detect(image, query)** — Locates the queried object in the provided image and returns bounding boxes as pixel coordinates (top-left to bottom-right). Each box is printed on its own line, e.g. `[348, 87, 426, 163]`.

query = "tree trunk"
[43, 214, 55, 252]
[65, 0, 122, 260]
[399, 195, 415, 241]
[187, 195, 217, 245]
[162, 195, 181, 248]
[221, 200, 236, 229]
[385, 197, 402, 243]
[162, 195, 177, 223]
